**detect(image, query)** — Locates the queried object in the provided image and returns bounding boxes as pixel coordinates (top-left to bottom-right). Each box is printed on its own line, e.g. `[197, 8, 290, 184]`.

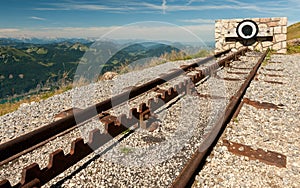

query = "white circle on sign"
[237, 20, 258, 39]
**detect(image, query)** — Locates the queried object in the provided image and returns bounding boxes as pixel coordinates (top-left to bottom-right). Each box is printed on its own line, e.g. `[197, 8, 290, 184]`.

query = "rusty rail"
[0, 47, 250, 188]
[171, 49, 269, 188]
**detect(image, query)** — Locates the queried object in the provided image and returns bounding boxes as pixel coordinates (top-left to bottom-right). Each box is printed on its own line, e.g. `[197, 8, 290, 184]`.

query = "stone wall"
[215, 17, 287, 53]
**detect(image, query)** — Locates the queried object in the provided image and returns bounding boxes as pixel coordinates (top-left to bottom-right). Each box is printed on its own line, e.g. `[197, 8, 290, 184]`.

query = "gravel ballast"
[193, 54, 300, 188]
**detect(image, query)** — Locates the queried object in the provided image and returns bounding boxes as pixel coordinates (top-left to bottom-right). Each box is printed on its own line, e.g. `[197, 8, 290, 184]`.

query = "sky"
[0, 0, 299, 42]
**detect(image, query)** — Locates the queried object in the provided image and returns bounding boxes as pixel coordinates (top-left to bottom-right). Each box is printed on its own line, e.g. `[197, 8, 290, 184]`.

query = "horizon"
[0, 0, 299, 43]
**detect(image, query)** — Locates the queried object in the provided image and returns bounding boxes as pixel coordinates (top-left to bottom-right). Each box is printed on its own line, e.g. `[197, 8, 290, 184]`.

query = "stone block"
[216, 42, 223, 49]
[248, 46, 254, 50]
[272, 42, 282, 50]
[282, 26, 287, 34]
[254, 42, 263, 52]
[234, 19, 243, 23]
[222, 23, 229, 30]
[220, 19, 227, 23]
[274, 26, 282, 34]
[271, 17, 281, 21]
[279, 17, 288, 26]
[223, 44, 230, 50]
[215, 21, 222, 29]
[269, 27, 274, 34]
[260, 18, 271, 23]
[259, 31, 273, 37]
[252, 18, 260, 22]
[282, 41, 287, 49]
[275, 34, 287, 42]
[262, 41, 273, 48]
[277, 48, 287, 54]
[263, 47, 269, 51]
[259, 23, 268, 29]
[229, 43, 236, 49]
[258, 25, 273, 37]
[267, 22, 278, 27]
[231, 48, 238, 52]
[221, 29, 228, 35]
[228, 22, 238, 31]
[225, 28, 238, 37]
[236, 42, 243, 49]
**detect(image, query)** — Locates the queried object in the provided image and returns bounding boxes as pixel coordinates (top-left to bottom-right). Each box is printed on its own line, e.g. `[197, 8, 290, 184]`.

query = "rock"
[99, 71, 118, 80]
[287, 38, 300, 46]
[19, 103, 29, 108]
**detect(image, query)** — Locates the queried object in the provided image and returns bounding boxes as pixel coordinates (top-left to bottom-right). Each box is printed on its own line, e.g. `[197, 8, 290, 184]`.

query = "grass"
[233, 117, 239, 123]
[0, 84, 73, 116]
[38, 62, 54, 67]
[286, 21, 300, 55]
[36, 48, 48, 55]
[287, 44, 300, 54]
[262, 60, 268, 67]
[262, 50, 272, 66]
[121, 129, 131, 135]
[0, 47, 36, 61]
[287, 22, 300, 40]
[116, 49, 212, 74]
[119, 147, 133, 154]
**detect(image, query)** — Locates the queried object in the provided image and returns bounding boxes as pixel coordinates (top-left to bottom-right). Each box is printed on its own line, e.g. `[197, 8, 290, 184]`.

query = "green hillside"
[287, 22, 300, 40]
[0, 40, 184, 100]
[0, 42, 89, 100]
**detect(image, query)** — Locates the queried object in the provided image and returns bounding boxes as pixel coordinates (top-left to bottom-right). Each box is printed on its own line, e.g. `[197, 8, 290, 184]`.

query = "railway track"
[0, 47, 272, 188]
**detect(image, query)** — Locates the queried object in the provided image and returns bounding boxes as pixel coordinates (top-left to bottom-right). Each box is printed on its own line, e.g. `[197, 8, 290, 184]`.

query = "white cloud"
[0, 28, 20, 38]
[179, 18, 214, 24]
[0, 28, 20, 32]
[186, 0, 206, 5]
[0, 23, 214, 42]
[65, 4, 134, 11]
[34, 2, 136, 12]
[30, 16, 46, 21]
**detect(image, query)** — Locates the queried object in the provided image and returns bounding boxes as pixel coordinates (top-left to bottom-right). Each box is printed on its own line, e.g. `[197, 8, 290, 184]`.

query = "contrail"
[162, 0, 167, 14]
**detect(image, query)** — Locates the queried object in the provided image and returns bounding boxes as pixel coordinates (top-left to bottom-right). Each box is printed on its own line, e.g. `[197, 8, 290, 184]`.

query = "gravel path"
[193, 54, 300, 188]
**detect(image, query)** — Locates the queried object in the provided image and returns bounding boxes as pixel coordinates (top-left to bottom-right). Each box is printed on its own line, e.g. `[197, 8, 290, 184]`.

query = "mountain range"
[0, 38, 183, 100]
